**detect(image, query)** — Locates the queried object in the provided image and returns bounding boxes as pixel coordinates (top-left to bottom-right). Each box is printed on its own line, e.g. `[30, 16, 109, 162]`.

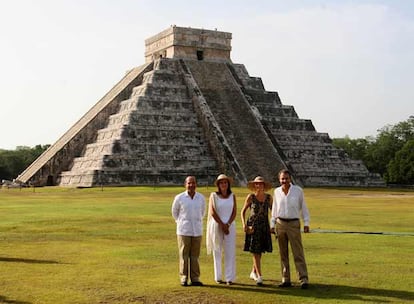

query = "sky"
[1, 0, 413, 150]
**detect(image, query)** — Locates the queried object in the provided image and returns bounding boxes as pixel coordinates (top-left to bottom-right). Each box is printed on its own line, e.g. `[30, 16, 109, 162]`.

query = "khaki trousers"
[177, 235, 202, 283]
[276, 219, 308, 283]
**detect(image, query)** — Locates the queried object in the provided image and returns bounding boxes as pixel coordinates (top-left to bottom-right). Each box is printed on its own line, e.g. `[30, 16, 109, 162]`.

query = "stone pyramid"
[17, 26, 384, 187]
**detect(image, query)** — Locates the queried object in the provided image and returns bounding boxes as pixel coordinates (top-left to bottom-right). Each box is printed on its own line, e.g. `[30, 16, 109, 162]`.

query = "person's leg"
[287, 221, 308, 284]
[213, 241, 222, 282]
[189, 236, 202, 283]
[277, 221, 291, 283]
[253, 253, 263, 284]
[252, 253, 262, 276]
[224, 224, 236, 283]
[177, 235, 191, 285]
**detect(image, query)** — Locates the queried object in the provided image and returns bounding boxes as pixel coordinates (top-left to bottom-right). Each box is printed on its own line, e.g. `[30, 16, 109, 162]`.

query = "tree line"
[0, 116, 413, 185]
[0, 145, 49, 182]
[332, 116, 414, 185]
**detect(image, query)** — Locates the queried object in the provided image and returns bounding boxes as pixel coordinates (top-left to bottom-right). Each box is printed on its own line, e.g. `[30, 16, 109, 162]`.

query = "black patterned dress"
[243, 194, 273, 254]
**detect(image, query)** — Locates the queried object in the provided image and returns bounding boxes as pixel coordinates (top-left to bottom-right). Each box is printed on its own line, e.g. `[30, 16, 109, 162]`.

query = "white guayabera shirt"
[172, 191, 206, 237]
[271, 184, 310, 228]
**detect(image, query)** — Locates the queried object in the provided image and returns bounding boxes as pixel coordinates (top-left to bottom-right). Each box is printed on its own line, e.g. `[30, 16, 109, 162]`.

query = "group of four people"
[171, 169, 310, 289]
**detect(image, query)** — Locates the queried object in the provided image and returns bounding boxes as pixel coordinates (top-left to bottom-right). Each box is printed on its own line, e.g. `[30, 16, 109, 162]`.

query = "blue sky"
[1, 0, 413, 149]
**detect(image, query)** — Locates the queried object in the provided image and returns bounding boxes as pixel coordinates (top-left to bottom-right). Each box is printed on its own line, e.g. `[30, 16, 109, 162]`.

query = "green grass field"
[0, 186, 413, 304]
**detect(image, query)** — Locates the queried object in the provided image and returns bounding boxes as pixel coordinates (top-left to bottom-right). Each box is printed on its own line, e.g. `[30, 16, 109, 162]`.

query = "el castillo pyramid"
[17, 26, 384, 187]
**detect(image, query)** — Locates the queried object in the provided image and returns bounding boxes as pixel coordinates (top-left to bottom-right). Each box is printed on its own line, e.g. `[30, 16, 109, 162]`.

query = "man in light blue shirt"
[271, 169, 310, 289]
[172, 176, 206, 287]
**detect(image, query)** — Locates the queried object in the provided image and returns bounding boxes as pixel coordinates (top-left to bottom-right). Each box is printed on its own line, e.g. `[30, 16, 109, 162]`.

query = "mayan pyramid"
[17, 26, 384, 187]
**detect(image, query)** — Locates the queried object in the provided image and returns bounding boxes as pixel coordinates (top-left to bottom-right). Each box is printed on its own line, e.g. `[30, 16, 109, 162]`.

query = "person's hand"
[270, 227, 275, 234]
[221, 223, 230, 235]
[304, 226, 310, 233]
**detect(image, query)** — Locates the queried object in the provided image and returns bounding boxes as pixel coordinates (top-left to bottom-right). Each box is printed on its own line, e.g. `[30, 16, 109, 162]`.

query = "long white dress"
[206, 192, 236, 283]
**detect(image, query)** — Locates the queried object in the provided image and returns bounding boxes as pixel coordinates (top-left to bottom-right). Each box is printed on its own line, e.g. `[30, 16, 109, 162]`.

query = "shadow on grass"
[206, 282, 414, 302]
[0, 257, 60, 264]
[0, 295, 31, 304]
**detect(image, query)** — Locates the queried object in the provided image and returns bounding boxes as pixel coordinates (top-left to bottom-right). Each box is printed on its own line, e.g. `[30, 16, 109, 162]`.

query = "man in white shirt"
[172, 176, 206, 287]
[271, 169, 310, 289]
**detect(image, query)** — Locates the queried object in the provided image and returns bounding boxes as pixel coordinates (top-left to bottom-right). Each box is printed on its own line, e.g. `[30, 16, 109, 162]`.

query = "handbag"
[246, 218, 255, 235]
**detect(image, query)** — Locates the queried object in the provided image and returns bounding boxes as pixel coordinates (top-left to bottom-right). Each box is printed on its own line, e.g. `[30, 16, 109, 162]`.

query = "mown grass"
[0, 186, 413, 304]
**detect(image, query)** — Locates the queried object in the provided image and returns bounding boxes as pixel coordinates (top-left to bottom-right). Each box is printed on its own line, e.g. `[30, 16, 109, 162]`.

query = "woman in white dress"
[206, 174, 237, 285]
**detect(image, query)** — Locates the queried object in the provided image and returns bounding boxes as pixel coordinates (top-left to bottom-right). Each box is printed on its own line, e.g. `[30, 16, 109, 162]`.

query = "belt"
[278, 218, 299, 222]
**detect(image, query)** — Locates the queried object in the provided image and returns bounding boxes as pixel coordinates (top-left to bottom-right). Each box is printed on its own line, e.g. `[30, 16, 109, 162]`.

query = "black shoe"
[278, 282, 292, 287]
[191, 281, 203, 286]
[301, 282, 309, 289]
[180, 281, 188, 287]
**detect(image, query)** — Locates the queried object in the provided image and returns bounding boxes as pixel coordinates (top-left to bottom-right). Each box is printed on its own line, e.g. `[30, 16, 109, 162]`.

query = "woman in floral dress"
[241, 176, 273, 285]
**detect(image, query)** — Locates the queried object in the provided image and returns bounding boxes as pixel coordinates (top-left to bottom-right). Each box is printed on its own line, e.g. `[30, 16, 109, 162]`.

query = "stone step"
[274, 131, 331, 144]
[142, 69, 185, 86]
[245, 91, 281, 105]
[96, 126, 205, 139]
[70, 157, 216, 171]
[119, 96, 192, 112]
[131, 83, 188, 97]
[266, 119, 315, 131]
[127, 112, 199, 126]
[258, 106, 299, 118]
[60, 170, 218, 187]
[79, 139, 211, 157]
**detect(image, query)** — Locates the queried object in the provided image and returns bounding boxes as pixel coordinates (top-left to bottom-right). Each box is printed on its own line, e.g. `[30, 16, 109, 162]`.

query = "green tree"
[0, 145, 49, 182]
[367, 116, 414, 176]
[385, 139, 414, 184]
[332, 136, 373, 164]
[333, 116, 414, 182]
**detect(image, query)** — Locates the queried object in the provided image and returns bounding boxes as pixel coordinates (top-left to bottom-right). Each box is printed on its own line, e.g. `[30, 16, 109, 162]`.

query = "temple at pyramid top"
[17, 26, 384, 188]
[144, 26, 232, 62]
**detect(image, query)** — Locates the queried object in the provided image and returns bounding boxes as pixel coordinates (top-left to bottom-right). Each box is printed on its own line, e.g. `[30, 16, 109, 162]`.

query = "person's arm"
[209, 193, 229, 234]
[267, 194, 273, 230]
[201, 194, 206, 218]
[270, 190, 277, 233]
[209, 193, 224, 225]
[172, 196, 180, 221]
[227, 194, 237, 226]
[300, 190, 310, 233]
[240, 194, 252, 233]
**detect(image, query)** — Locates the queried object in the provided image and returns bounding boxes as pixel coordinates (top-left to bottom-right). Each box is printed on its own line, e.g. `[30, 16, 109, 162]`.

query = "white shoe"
[249, 271, 258, 281]
[256, 276, 263, 285]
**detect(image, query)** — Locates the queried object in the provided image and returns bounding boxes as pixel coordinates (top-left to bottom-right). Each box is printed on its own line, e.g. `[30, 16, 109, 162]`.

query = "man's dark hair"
[278, 169, 291, 178]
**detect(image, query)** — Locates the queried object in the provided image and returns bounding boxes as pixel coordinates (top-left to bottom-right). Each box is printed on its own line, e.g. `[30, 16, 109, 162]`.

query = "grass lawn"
[0, 186, 413, 303]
